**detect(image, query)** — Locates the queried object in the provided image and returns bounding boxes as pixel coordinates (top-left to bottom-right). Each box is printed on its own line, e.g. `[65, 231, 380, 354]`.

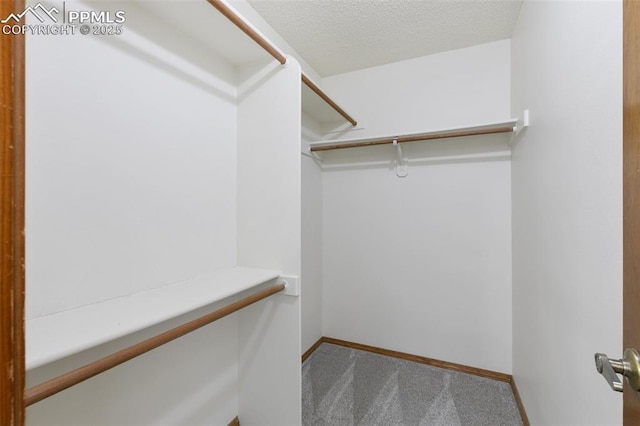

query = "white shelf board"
[301, 83, 347, 123]
[308, 119, 518, 150]
[26, 267, 280, 370]
[139, 1, 351, 124]
[135, 1, 273, 67]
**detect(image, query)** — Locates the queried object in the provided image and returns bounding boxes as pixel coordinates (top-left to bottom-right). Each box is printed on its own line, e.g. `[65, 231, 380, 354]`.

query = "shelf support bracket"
[510, 109, 530, 145]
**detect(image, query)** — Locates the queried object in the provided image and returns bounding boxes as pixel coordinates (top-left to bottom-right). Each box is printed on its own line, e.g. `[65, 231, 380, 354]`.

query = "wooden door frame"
[624, 0, 640, 422]
[1, 0, 26, 424]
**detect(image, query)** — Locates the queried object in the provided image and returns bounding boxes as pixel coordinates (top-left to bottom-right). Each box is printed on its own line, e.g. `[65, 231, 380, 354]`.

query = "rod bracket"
[279, 275, 300, 297]
[509, 109, 530, 145]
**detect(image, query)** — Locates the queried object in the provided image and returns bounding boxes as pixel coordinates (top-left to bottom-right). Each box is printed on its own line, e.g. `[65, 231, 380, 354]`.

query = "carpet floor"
[302, 343, 523, 426]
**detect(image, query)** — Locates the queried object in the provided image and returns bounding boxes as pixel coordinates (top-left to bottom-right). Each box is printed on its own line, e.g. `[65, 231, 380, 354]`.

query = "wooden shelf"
[26, 267, 280, 370]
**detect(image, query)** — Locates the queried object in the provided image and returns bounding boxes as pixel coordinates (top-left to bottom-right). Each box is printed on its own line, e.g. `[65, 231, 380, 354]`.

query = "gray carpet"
[302, 343, 523, 426]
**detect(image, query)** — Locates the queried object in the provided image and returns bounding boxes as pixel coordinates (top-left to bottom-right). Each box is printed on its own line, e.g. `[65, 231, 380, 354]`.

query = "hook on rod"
[393, 138, 408, 178]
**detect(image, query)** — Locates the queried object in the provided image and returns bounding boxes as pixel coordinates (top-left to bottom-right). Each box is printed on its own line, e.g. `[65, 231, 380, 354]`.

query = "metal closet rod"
[24, 283, 285, 406]
[310, 126, 515, 152]
[206, 0, 357, 126]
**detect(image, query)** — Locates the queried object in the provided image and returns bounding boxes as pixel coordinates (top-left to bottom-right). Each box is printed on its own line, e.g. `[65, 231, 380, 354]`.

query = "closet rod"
[24, 283, 285, 406]
[205, 0, 358, 127]
[310, 126, 514, 152]
[206, 0, 287, 65]
[301, 73, 358, 127]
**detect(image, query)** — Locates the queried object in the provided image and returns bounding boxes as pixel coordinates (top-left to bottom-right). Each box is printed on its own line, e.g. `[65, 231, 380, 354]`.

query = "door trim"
[1, 1, 26, 424]
[624, 0, 640, 422]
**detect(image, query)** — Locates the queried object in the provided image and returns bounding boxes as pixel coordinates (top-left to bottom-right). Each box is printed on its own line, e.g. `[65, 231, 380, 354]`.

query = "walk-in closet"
[1, 0, 626, 425]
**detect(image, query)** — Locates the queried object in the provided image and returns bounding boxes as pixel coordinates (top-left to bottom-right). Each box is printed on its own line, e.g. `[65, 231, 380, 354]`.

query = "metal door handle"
[595, 349, 640, 392]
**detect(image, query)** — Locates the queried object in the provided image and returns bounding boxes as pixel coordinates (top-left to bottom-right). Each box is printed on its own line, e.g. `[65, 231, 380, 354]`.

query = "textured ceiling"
[247, 0, 523, 76]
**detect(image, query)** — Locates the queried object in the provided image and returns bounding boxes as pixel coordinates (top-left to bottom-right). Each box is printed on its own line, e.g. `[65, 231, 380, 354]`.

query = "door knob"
[595, 349, 640, 392]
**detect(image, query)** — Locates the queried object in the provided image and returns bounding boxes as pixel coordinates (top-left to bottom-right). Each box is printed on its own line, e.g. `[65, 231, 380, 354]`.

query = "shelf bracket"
[279, 275, 300, 297]
[393, 138, 408, 178]
[509, 109, 530, 145]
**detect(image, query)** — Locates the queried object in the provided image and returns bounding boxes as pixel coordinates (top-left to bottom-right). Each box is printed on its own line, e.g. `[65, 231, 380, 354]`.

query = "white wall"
[25, 2, 241, 424]
[26, 1, 238, 319]
[321, 40, 514, 373]
[236, 57, 302, 426]
[231, 0, 335, 356]
[322, 40, 511, 138]
[511, 2, 623, 425]
[26, 1, 305, 424]
[301, 113, 324, 354]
